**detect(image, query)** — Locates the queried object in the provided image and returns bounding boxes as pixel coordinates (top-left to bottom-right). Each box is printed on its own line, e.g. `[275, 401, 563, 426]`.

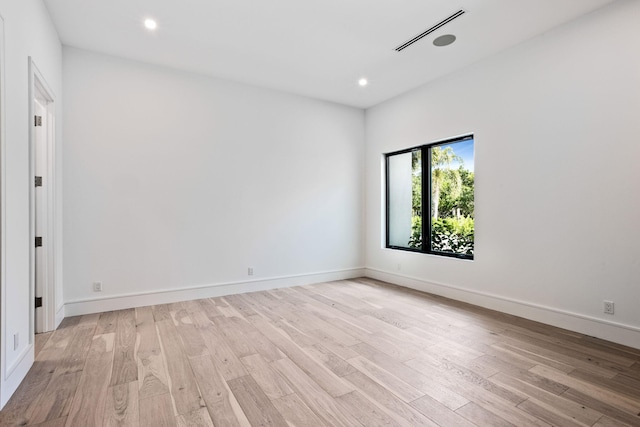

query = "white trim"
[28, 59, 36, 338]
[0, 13, 6, 407]
[0, 345, 33, 408]
[28, 58, 57, 335]
[5, 343, 32, 378]
[365, 268, 640, 350]
[54, 305, 64, 329]
[65, 268, 365, 316]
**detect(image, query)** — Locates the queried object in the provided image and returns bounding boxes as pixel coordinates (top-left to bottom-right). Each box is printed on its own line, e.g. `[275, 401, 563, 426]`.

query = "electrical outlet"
[93, 281, 103, 292]
[13, 333, 19, 350]
[248, 267, 254, 276]
[604, 300, 615, 315]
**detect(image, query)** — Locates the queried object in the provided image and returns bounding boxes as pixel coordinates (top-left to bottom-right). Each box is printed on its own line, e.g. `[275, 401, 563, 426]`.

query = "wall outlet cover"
[604, 300, 615, 315]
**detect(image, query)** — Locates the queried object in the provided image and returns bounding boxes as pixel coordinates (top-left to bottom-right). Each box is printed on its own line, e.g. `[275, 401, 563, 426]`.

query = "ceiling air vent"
[395, 9, 466, 52]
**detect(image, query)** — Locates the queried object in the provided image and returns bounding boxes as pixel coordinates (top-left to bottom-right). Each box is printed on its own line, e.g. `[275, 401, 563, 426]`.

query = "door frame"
[0, 12, 6, 408]
[28, 58, 57, 334]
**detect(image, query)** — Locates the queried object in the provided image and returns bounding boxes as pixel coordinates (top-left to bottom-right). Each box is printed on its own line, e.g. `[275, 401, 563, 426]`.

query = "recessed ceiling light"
[358, 78, 368, 87]
[144, 19, 157, 30]
[433, 34, 456, 47]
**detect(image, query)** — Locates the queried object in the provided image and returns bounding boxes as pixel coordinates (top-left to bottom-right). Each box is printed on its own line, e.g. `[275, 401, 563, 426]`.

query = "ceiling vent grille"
[395, 9, 466, 52]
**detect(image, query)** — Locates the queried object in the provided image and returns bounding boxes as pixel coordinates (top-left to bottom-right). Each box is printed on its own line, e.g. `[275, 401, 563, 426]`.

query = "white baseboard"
[64, 268, 365, 317]
[1, 344, 34, 408]
[55, 305, 65, 329]
[365, 268, 640, 350]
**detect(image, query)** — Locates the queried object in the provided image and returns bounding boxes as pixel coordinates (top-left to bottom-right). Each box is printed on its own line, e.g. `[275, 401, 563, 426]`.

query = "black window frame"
[385, 134, 474, 260]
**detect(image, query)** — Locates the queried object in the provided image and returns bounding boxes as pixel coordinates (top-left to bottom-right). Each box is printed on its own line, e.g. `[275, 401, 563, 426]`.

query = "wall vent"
[395, 9, 466, 52]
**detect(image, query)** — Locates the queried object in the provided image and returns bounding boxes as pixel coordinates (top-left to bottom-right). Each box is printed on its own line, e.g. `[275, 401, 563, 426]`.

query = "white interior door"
[29, 57, 57, 336]
[34, 97, 47, 334]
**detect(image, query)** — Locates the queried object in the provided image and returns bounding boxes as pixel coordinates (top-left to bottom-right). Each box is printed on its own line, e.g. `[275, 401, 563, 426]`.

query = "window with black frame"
[385, 135, 474, 259]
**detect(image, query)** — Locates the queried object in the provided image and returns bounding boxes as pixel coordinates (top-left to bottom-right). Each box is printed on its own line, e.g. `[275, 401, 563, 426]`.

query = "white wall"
[364, 0, 640, 348]
[0, 0, 63, 408]
[63, 47, 364, 314]
[0, 0, 634, 412]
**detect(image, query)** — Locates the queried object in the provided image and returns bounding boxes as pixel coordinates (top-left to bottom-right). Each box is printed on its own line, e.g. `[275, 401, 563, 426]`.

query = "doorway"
[29, 58, 56, 335]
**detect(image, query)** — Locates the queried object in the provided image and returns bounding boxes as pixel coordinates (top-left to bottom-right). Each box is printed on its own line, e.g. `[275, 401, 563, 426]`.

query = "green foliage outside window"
[408, 145, 474, 256]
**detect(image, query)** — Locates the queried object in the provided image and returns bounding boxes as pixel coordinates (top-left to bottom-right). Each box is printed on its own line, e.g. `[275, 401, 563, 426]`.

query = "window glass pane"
[430, 139, 474, 256]
[388, 150, 422, 249]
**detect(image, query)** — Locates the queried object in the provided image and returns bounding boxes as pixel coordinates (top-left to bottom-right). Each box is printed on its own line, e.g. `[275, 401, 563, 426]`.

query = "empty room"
[0, 0, 639, 426]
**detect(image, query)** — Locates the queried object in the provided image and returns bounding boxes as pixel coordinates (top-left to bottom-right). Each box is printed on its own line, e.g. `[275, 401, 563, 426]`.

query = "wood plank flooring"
[1, 278, 640, 426]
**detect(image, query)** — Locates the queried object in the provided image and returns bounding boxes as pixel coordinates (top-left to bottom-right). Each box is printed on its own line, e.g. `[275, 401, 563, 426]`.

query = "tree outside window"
[386, 136, 474, 259]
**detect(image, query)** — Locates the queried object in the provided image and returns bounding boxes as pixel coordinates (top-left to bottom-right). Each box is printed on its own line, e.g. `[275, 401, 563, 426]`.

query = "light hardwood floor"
[1, 278, 640, 426]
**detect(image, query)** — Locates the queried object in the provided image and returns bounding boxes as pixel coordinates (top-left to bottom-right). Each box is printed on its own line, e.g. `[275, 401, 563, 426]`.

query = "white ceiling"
[43, 0, 615, 108]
